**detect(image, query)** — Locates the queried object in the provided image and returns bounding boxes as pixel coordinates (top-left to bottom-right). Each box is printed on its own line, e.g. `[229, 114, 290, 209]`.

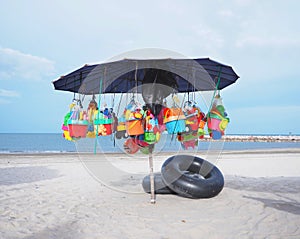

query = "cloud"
[180, 24, 224, 56]
[218, 10, 234, 18]
[236, 36, 300, 48]
[234, 0, 255, 6]
[0, 47, 55, 81]
[233, 2, 300, 50]
[0, 89, 20, 97]
[0, 98, 11, 104]
[0, 88, 20, 104]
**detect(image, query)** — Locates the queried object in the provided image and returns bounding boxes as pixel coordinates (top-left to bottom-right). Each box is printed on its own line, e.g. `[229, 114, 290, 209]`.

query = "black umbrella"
[53, 58, 239, 95]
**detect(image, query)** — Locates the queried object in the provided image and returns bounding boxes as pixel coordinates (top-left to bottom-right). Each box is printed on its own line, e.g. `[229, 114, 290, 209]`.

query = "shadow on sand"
[244, 195, 300, 215]
[21, 221, 81, 239]
[225, 175, 300, 215]
[0, 166, 60, 186]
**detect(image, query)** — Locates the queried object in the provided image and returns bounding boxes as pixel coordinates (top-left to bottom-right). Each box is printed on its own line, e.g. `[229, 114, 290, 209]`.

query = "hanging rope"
[208, 66, 222, 114]
[170, 92, 187, 142]
[94, 68, 105, 155]
[81, 94, 85, 105]
[192, 66, 196, 102]
[135, 61, 138, 97]
[112, 93, 115, 108]
[78, 94, 83, 109]
[72, 75, 76, 100]
[116, 93, 123, 116]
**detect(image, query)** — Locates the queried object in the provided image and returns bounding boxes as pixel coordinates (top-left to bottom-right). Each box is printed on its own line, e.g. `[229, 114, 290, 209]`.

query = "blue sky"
[0, 0, 299, 135]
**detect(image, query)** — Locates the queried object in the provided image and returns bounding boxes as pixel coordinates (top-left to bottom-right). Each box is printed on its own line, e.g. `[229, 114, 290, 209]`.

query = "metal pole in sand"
[94, 78, 103, 155]
[148, 144, 156, 204]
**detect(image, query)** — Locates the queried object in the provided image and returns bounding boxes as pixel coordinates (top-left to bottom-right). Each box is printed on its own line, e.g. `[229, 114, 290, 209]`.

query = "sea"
[0, 133, 299, 154]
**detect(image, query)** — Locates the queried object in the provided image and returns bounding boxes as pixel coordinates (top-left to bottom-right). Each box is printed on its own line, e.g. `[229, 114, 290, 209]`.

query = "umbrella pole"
[148, 144, 156, 204]
[94, 79, 103, 155]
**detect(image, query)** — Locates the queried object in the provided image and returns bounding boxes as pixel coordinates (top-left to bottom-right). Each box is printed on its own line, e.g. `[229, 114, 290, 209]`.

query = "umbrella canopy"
[52, 58, 239, 95]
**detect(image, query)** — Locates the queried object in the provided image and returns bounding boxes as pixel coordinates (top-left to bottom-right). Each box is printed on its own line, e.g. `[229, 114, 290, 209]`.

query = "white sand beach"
[1, 149, 300, 239]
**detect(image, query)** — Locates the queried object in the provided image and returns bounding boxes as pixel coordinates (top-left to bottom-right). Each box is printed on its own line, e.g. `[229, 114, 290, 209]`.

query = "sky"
[0, 0, 299, 135]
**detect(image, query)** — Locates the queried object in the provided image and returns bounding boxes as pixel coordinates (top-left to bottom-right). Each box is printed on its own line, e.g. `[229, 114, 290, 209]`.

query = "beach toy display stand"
[53, 57, 239, 204]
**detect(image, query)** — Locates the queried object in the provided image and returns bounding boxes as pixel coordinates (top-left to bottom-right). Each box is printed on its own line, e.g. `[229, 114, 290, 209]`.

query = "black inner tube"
[161, 155, 224, 199]
[142, 173, 175, 195]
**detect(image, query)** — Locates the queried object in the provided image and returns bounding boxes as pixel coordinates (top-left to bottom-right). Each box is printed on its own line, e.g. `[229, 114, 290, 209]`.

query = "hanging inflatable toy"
[207, 94, 230, 140]
[62, 111, 73, 141]
[144, 109, 160, 144]
[163, 95, 186, 134]
[198, 118, 207, 139]
[133, 134, 150, 148]
[115, 114, 127, 139]
[124, 98, 145, 136]
[181, 139, 199, 150]
[183, 101, 205, 132]
[86, 98, 98, 138]
[123, 138, 140, 154]
[177, 131, 200, 143]
[176, 100, 207, 148]
[62, 101, 78, 141]
[67, 100, 88, 139]
[94, 105, 114, 136]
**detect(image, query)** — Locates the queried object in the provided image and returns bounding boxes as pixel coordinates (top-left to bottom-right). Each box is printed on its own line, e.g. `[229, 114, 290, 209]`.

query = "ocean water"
[0, 133, 299, 154]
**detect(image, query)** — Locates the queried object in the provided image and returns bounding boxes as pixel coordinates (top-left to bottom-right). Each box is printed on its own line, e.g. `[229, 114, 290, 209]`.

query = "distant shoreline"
[1, 133, 299, 156]
[0, 132, 299, 136]
[1, 148, 300, 158]
[195, 134, 300, 142]
[0, 132, 299, 142]
[222, 135, 300, 142]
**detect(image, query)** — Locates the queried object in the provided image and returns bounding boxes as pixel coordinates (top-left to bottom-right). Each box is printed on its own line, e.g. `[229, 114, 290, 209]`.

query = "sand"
[0, 149, 300, 239]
